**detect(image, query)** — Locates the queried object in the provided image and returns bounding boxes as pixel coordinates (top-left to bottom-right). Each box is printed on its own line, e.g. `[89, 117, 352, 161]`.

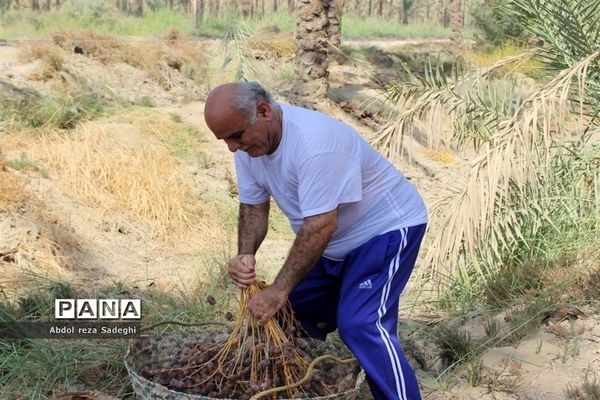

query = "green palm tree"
[374, 0, 600, 292]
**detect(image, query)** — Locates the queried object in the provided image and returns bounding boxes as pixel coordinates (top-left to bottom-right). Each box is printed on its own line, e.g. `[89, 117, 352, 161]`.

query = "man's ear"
[257, 101, 272, 120]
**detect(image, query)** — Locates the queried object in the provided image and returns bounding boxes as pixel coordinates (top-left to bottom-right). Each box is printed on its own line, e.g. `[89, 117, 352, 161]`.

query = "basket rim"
[125, 331, 365, 400]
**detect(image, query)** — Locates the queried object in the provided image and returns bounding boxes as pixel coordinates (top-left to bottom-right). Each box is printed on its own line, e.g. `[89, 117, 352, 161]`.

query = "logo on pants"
[358, 279, 373, 289]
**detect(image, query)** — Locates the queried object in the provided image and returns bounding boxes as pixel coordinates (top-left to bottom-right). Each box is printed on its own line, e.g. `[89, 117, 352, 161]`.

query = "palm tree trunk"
[402, 0, 409, 24]
[134, 0, 143, 16]
[449, 0, 463, 54]
[293, 0, 329, 104]
[240, 0, 252, 16]
[118, 0, 127, 13]
[402, 0, 413, 25]
[194, 0, 205, 27]
[327, 0, 344, 64]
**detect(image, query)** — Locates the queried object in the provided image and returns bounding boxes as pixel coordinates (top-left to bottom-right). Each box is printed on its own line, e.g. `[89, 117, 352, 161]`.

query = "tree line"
[1, 0, 476, 27]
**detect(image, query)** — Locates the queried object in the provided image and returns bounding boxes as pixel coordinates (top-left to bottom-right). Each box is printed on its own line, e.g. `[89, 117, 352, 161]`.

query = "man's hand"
[227, 254, 256, 288]
[247, 284, 289, 323]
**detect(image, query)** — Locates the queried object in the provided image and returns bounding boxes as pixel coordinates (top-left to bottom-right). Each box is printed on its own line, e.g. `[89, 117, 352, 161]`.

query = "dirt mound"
[1, 31, 209, 106]
[0, 166, 73, 296]
[0, 110, 233, 293]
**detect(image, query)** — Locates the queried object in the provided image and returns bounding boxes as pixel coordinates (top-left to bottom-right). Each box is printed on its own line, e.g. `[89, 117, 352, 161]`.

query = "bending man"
[204, 81, 428, 400]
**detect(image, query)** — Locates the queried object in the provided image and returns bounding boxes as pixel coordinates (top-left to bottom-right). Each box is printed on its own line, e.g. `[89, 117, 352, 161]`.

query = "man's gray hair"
[233, 81, 279, 123]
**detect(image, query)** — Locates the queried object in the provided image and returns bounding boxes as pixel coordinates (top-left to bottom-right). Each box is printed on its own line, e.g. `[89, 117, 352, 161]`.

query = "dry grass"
[423, 148, 457, 166]
[0, 172, 31, 210]
[51, 30, 160, 65]
[467, 43, 543, 77]
[33, 123, 223, 247]
[113, 109, 210, 164]
[18, 42, 66, 81]
[123, 108, 199, 139]
[18, 42, 64, 64]
[0, 235, 72, 297]
[0, 155, 72, 297]
[0, 175, 71, 297]
[48, 29, 209, 89]
[249, 31, 295, 58]
[566, 368, 600, 400]
[0, 131, 39, 152]
[0, 155, 31, 210]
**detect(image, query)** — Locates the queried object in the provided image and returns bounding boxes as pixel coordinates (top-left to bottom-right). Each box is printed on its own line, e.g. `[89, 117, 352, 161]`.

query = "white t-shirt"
[235, 104, 428, 260]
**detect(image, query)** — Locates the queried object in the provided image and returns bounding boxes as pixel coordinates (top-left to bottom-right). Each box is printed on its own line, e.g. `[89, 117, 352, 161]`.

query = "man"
[204, 81, 428, 400]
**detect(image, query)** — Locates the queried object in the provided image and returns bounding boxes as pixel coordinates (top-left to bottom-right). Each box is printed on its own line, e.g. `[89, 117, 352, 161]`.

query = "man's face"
[214, 107, 270, 157]
[206, 99, 277, 158]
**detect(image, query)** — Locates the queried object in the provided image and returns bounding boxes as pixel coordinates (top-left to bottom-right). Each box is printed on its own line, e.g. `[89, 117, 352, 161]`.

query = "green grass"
[0, 338, 130, 399]
[434, 325, 476, 367]
[9, 152, 38, 171]
[0, 9, 290, 39]
[1, 7, 450, 40]
[244, 11, 296, 33]
[0, 88, 109, 130]
[482, 257, 563, 308]
[343, 45, 460, 76]
[342, 17, 449, 39]
[134, 96, 156, 108]
[467, 42, 547, 81]
[160, 124, 206, 163]
[6, 151, 49, 177]
[501, 297, 557, 344]
[0, 258, 237, 399]
[566, 368, 600, 400]
[441, 142, 600, 313]
[169, 113, 183, 123]
[0, 8, 196, 39]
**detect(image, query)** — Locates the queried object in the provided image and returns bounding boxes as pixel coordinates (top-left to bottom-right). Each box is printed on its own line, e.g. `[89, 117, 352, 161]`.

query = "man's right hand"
[227, 254, 257, 288]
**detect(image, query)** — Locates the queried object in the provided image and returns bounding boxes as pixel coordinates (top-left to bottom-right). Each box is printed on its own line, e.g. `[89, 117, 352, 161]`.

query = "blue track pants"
[289, 224, 426, 400]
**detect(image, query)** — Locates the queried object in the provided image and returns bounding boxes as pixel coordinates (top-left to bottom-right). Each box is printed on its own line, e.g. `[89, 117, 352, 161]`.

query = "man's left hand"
[247, 285, 288, 323]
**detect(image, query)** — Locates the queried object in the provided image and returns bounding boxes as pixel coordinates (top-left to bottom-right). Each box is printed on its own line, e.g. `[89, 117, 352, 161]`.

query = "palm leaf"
[372, 51, 535, 156]
[419, 50, 600, 285]
[505, 0, 600, 109]
[220, 22, 269, 84]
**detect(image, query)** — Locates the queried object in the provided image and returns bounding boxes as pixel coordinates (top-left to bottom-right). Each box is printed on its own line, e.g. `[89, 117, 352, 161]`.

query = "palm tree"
[448, 0, 463, 54]
[373, 0, 600, 290]
[293, 0, 330, 103]
[327, 0, 344, 64]
[401, 0, 415, 25]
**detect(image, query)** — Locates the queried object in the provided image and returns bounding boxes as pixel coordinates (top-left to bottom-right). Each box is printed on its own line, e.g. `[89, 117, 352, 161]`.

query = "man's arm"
[228, 202, 270, 288]
[272, 208, 337, 294]
[248, 208, 338, 322]
[238, 202, 270, 254]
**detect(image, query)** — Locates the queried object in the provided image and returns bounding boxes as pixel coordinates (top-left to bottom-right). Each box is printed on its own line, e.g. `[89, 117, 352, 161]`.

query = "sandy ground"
[1, 37, 598, 399]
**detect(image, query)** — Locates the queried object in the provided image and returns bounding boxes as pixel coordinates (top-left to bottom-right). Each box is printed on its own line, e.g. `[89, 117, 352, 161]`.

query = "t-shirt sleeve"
[297, 152, 362, 217]
[234, 153, 270, 204]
